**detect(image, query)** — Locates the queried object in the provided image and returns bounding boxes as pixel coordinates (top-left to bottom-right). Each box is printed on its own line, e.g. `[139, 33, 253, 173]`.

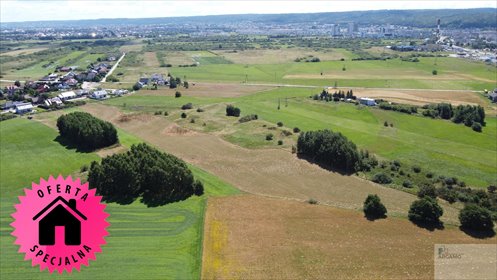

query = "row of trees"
[363, 194, 494, 233]
[422, 103, 485, 129]
[378, 102, 418, 114]
[88, 143, 203, 207]
[314, 89, 357, 102]
[56, 112, 118, 150]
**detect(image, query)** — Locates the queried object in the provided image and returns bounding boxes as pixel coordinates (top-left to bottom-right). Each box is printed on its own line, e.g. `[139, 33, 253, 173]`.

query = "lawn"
[0, 117, 238, 279]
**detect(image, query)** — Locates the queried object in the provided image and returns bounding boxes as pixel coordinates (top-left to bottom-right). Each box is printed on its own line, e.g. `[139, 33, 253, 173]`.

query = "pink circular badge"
[11, 175, 109, 274]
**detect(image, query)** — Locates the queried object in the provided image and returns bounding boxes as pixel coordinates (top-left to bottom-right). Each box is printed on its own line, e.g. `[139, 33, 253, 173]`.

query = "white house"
[359, 97, 376, 106]
[15, 103, 34, 114]
[58, 91, 77, 100]
[90, 90, 107, 100]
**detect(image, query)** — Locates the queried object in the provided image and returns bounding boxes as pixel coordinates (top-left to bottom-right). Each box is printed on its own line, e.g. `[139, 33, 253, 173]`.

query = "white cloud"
[1, 0, 496, 23]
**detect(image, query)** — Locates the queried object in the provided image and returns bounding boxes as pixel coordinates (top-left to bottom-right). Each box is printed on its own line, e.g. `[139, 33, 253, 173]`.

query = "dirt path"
[101, 52, 126, 82]
[81, 103, 461, 224]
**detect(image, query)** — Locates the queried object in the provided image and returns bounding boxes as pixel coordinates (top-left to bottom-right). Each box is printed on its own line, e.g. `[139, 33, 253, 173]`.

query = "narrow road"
[101, 52, 126, 83]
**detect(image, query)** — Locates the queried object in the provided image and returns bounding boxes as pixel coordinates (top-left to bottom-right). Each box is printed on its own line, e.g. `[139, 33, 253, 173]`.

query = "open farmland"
[202, 195, 496, 280]
[80, 103, 464, 225]
[0, 117, 238, 279]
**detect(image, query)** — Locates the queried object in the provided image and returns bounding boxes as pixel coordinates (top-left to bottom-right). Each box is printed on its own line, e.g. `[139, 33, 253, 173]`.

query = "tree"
[169, 78, 177, 89]
[418, 184, 437, 198]
[181, 112, 187, 118]
[297, 129, 360, 173]
[471, 122, 482, 132]
[277, 121, 283, 127]
[363, 194, 387, 219]
[459, 204, 494, 232]
[432, 69, 438, 75]
[14, 80, 21, 87]
[133, 83, 142, 91]
[408, 197, 443, 225]
[175, 91, 181, 98]
[226, 105, 241, 117]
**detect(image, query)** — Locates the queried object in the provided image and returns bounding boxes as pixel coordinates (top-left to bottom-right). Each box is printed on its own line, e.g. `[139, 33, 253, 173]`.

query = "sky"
[1, 0, 496, 23]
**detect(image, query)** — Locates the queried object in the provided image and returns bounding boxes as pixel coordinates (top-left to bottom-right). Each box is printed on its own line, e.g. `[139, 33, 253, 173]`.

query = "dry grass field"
[143, 51, 160, 67]
[212, 48, 356, 64]
[202, 195, 496, 280]
[0, 47, 48, 56]
[77, 103, 461, 224]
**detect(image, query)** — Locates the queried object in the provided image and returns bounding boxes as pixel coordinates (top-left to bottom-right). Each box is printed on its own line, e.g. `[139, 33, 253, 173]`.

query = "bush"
[277, 140, 283, 145]
[226, 105, 241, 117]
[408, 197, 443, 225]
[291, 145, 297, 154]
[293, 127, 301, 133]
[307, 198, 318, 204]
[266, 133, 274, 141]
[412, 166, 421, 173]
[402, 180, 413, 188]
[363, 194, 387, 219]
[190, 119, 195, 123]
[471, 122, 482, 132]
[277, 121, 283, 127]
[196, 108, 204, 112]
[372, 172, 392, 184]
[193, 180, 204, 196]
[164, 111, 169, 116]
[181, 103, 193, 110]
[175, 91, 181, 98]
[432, 69, 438, 75]
[426, 172, 434, 178]
[238, 114, 258, 123]
[384, 121, 388, 127]
[181, 112, 187, 118]
[418, 184, 437, 198]
[56, 112, 118, 150]
[88, 143, 197, 206]
[297, 129, 361, 173]
[80, 165, 89, 172]
[459, 204, 494, 232]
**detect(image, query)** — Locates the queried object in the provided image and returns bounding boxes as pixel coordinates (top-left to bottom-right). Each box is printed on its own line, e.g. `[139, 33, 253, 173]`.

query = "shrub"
[307, 198, 318, 205]
[363, 194, 387, 219]
[175, 91, 181, 98]
[266, 133, 274, 141]
[88, 143, 197, 207]
[193, 180, 204, 196]
[80, 165, 89, 172]
[459, 204, 494, 232]
[384, 121, 388, 127]
[488, 185, 497, 193]
[297, 129, 361, 173]
[291, 145, 297, 154]
[277, 140, 283, 145]
[293, 127, 301, 133]
[181, 103, 193, 110]
[238, 114, 258, 123]
[412, 166, 421, 173]
[281, 130, 293, 136]
[408, 197, 443, 225]
[432, 69, 438, 75]
[226, 105, 241, 117]
[56, 112, 118, 150]
[196, 108, 204, 112]
[164, 111, 169, 116]
[471, 122, 482, 132]
[402, 180, 413, 188]
[436, 186, 457, 203]
[426, 172, 434, 178]
[277, 121, 284, 127]
[181, 112, 187, 118]
[418, 184, 437, 198]
[190, 119, 195, 123]
[372, 172, 392, 184]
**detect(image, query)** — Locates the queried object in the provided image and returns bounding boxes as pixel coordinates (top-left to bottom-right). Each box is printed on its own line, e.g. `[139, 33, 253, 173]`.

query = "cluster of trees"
[56, 112, 117, 150]
[88, 143, 203, 207]
[422, 103, 485, 131]
[226, 105, 241, 117]
[378, 102, 418, 114]
[314, 89, 356, 102]
[297, 129, 361, 173]
[294, 55, 320, 62]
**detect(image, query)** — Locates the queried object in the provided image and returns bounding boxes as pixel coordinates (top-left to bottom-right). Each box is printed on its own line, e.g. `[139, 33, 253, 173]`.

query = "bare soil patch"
[82, 103, 461, 224]
[143, 52, 160, 67]
[162, 123, 198, 136]
[352, 88, 484, 106]
[202, 195, 496, 280]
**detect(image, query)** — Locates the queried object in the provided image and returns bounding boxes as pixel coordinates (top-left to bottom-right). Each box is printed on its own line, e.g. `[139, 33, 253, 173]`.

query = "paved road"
[101, 52, 126, 82]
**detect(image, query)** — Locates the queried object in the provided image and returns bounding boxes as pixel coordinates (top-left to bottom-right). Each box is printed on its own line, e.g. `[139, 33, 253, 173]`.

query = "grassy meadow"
[0, 117, 238, 279]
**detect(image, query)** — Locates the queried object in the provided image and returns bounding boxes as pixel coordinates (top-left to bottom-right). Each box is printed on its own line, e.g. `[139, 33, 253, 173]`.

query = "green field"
[0, 117, 238, 279]
[103, 88, 497, 188]
[168, 57, 496, 90]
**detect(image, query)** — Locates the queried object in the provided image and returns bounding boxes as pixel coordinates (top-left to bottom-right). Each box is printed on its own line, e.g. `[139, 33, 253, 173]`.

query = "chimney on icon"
[68, 199, 76, 209]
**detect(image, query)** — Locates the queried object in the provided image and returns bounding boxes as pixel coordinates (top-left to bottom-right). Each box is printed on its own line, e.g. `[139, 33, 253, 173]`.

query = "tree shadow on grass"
[53, 135, 94, 153]
[410, 219, 445, 231]
[296, 154, 354, 176]
[459, 226, 496, 239]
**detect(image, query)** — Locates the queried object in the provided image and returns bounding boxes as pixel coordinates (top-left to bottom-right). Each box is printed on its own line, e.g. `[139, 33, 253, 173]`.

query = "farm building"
[359, 97, 377, 106]
[14, 103, 34, 114]
[90, 90, 108, 100]
[58, 91, 77, 100]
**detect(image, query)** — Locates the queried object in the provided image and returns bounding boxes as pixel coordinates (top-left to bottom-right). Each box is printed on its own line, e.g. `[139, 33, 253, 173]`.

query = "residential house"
[139, 77, 149, 85]
[58, 91, 77, 100]
[90, 90, 107, 100]
[45, 97, 63, 107]
[14, 102, 34, 114]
